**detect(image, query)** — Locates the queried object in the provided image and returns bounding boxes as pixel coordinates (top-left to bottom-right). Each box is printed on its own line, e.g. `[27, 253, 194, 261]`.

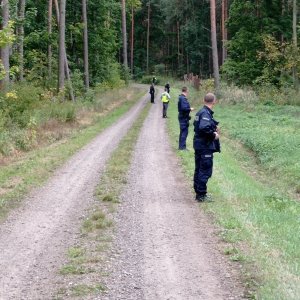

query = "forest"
[0, 1, 300, 299]
[0, 0, 299, 157]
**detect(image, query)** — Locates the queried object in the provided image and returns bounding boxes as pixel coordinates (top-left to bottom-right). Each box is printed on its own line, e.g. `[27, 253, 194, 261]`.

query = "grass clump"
[70, 284, 105, 297]
[59, 264, 92, 275]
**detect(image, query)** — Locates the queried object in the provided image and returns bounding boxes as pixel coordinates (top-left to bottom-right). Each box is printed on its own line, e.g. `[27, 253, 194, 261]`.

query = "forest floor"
[0, 89, 245, 299]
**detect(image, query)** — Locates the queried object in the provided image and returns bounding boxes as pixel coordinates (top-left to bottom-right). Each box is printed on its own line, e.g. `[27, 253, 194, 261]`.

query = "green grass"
[167, 83, 300, 299]
[0, 87, 145, 222]
[70, 284, 105, 297]
[216, 103, 300, 193]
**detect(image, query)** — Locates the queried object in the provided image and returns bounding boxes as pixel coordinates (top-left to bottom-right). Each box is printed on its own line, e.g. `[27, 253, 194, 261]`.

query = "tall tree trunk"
[130, 4, 134, 74]
[121, 0, 128, 69]
[177, 20, 180, 69]
[55, 0, 75, 101]
[48, 0, 53, 81]
[210, 0, 220, 92]
[17, 0, 25, 81]
[221, 0, 228, 64]
[146, 0, 150, 74]
[58, 0, 66, 92]
[293, 0, 299, 90]
[82, 0, 89, 90]
[0, 0, 10, 89]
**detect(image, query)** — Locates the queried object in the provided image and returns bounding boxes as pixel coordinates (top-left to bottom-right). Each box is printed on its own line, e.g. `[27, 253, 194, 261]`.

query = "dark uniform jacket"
[178, 94, 191, 122]
[165, 83, 170, 93]
[149, 85, 155, 95]
[193, 105, 220, 152]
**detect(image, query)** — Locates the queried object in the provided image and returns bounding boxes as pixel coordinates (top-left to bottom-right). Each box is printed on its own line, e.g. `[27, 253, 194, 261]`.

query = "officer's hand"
[190, 107, 195, 111]
[214, 132, 220, 140]
[216, 126, 220, 134]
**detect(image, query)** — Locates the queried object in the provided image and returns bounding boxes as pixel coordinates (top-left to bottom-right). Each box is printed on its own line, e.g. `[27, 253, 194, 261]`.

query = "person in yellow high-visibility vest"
[161, 89, 171, 118]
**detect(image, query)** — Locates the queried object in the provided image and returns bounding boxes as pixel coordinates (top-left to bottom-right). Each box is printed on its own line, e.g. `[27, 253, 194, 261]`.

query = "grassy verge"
[55, 101, 151, 299]
[0, 87, 145, 222]
[167, 82, 300, 299]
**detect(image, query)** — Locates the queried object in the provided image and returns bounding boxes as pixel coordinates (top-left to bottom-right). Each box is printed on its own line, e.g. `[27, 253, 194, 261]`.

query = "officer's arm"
[198, 113, 215, 139]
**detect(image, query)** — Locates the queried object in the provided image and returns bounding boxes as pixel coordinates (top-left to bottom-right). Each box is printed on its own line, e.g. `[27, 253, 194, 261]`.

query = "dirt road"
[0, 88, 244, 299]
[0, 93, 148, 299]
[102, 93, 244, 299]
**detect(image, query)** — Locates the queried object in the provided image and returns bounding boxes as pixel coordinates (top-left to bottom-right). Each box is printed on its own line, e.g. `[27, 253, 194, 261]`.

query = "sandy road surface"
[0, 92, 149, 300]
[103, 92, 245, 299]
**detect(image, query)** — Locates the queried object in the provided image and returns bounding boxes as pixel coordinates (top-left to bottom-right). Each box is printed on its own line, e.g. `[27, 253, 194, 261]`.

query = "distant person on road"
[161, 89, 171, 118]
[178, 87, 194, 150]
[193, 93, 220, 202]
[165, 82, 170, 93]
[149, 83, 155, 103]
[152, 76, 157, 85]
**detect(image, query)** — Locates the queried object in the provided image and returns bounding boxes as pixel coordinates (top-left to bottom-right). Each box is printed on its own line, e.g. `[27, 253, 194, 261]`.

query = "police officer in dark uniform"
[149, 83, 155, 103]
[193, 93, 220, 201]
[178, 87, 194, 150]
[165, 82, 170, 93]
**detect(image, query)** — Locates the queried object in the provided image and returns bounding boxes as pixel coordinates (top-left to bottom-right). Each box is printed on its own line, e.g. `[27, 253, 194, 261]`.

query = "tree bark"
[55, 0, 75, 101]
[82, 0, 89, 90]
[121, 0, 128, 69]
[17, 0, 25, 81]
[130, 4, 134, 74]
[293, 0, 299, 90]
[0, 0, 10, 88]
[48, 0, 53, 81]
[58, 0, 66, 92]
[210, 0, 220, 92]
[221, 0, 228, 64]
[146, 0, 150, 74]
[177, 20, 180, 69]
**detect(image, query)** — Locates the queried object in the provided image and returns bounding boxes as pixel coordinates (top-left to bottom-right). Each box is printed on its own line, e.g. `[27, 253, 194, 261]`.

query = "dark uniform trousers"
[179, 119, 189, 149]
[194, 150, 213, 195]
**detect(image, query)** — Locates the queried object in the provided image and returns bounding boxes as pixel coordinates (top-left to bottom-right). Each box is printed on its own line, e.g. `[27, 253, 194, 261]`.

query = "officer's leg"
[179, 122, 188, 149]
[194, 150, 201, 193]
[181, 123, 189, 149]
[165, 103, 169, 117]
[197, 154, 213, 195]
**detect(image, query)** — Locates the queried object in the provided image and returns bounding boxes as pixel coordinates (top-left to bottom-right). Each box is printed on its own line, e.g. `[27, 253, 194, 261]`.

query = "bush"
[0, 83, 43, 127]
[48, 102, 77, 123]
[154, 64, 166, 75]
[0, 130, 13, 156]
[140, 75, 160, 85]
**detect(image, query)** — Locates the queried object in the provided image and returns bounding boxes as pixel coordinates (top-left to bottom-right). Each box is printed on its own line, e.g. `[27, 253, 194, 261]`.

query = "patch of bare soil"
[0, 92, 149, 300]
[102, 90, 245, 299]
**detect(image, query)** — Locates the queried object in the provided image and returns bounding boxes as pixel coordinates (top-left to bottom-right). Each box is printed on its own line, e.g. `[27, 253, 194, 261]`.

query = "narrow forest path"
[0, 92, 149, 299]
[102, 92, 245, 299]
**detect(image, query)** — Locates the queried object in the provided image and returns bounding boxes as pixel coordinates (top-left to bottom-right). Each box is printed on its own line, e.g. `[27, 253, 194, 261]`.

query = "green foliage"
[223, 0, 294, 86]
[154, 64, 166, 75]
[0, 21, 15, 48]
[140, 75, 160, 85]
[0, 84, 43, 127]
